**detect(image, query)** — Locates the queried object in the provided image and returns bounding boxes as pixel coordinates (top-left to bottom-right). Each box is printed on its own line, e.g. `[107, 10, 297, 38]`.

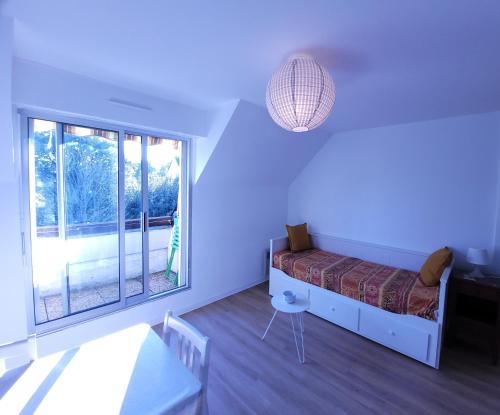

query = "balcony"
[32, 217, 180, 324]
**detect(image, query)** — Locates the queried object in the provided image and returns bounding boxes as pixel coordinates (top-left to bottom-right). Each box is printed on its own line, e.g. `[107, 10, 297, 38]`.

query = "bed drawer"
[309, 288, 359, 332]
[359, 310, 429, 361]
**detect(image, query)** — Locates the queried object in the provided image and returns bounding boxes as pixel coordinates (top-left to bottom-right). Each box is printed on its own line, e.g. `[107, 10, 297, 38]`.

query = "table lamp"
[466, 248, 489, 278]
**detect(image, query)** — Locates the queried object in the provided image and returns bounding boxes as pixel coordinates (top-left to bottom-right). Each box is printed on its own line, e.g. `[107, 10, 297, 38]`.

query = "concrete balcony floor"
[37, 271, 175, 323]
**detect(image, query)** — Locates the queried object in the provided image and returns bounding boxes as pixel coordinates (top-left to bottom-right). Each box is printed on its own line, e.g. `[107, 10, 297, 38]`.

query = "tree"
[63, 134, 118, 225]
[125, 159, 142, 220]
[148, 162, 179, 218]
[33, 132, 179, 230]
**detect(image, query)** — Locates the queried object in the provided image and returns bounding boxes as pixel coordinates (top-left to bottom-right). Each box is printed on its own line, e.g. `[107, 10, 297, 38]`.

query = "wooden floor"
[154, 282, 500, 415]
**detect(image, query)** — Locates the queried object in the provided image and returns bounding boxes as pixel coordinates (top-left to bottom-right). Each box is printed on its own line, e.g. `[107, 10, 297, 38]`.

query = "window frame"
[19, 109, 192, 335]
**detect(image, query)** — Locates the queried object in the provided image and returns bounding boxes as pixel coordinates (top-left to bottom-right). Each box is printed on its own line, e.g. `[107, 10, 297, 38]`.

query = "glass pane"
[63, 124, 120, 313]
[29, 119, 65, 324]
[147, 136, 182, 295]
[125, 134, 144, 297]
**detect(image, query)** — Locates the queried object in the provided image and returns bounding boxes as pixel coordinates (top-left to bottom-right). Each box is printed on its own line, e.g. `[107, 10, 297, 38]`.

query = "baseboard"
[175, 277, 268, 318]
[0, 336, 36, 374]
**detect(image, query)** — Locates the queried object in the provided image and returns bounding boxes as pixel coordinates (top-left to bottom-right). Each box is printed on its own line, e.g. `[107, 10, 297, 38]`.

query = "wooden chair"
[162, 311, 211, 415]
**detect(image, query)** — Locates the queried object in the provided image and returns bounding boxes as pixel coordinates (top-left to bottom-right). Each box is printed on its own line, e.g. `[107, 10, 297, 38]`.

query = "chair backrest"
[162, 311, 211, 390]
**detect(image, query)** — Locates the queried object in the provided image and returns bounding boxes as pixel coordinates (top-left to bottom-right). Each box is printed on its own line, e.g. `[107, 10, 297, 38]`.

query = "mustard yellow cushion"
[286, 223, 311, 252]
[420, 247, 452, 287]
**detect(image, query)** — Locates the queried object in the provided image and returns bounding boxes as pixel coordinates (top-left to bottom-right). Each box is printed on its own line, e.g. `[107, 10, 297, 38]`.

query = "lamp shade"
[266, 54, 335, 132]
[466, 248, 489, 265]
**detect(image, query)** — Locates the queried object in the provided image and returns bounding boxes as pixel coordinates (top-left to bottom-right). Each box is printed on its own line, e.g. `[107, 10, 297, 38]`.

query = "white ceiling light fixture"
[266, 54, 335, 132]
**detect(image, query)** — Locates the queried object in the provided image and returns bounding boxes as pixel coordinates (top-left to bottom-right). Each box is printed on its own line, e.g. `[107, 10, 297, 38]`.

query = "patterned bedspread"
[273, 249, 440, 321]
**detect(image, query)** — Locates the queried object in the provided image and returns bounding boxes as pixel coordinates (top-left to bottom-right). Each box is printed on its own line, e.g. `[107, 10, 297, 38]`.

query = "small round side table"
[261, 293, 310, 363]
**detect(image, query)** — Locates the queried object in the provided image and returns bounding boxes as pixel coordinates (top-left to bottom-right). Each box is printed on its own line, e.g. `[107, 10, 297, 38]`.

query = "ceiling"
[2, 0, 500, 133]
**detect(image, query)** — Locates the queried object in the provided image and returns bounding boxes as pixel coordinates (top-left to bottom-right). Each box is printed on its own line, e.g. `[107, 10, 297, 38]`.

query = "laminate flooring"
[154, 282, 500, 415]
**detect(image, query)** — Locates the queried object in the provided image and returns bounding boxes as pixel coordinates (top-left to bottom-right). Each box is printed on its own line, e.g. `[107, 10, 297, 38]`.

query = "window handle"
[143, 212, 148, 232]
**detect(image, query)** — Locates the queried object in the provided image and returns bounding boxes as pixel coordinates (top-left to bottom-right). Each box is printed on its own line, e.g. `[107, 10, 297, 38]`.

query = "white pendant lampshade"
[266, 54, 335, 132]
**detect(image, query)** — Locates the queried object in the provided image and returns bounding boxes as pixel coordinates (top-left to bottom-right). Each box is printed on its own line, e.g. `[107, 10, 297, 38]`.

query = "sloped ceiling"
[194, 100, 239, 183]
[3, 0, 500, 134]
[196, 100, 330, 187]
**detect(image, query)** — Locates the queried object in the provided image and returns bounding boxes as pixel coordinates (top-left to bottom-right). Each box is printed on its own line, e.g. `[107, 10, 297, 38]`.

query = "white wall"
[187, 100, 329, 316]
[288, 112, 500, 270]
[0, 17, 29, 348]
[13, 59, 210, 138]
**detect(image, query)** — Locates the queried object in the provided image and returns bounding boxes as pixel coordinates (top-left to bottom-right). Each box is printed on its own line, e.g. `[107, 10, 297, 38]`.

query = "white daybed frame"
[269, 233, 453, 369]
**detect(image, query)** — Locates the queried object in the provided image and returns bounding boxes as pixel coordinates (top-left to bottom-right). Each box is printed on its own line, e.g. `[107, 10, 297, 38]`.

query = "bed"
[269, 233, 453, 368]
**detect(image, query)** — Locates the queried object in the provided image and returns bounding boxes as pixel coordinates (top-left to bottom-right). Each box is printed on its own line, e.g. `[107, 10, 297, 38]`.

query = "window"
[23, 115, 189, 330]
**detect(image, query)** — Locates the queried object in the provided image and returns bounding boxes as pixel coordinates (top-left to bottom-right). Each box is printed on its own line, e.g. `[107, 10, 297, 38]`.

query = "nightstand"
[446, 271, 500, 364]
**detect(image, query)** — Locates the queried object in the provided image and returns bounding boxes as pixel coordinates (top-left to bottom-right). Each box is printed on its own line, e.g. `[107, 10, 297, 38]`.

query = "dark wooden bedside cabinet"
[446, 271, 500, 364]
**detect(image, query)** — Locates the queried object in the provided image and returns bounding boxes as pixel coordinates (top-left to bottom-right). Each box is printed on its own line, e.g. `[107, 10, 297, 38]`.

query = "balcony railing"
[36, 216, 174, 238]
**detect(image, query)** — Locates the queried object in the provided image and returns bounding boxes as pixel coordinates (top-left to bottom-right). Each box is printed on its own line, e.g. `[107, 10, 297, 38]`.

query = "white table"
[261, 293, 310, 363]
[0, 324, 201, 415]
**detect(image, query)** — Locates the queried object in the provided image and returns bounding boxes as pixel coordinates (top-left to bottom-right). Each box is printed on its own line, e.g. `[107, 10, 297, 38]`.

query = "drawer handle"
[331, 307, 336, 312]
[388, 329, 396, 336]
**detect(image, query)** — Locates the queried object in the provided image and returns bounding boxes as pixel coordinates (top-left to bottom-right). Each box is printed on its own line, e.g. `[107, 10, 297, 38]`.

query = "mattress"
[273, 248, 440, 321]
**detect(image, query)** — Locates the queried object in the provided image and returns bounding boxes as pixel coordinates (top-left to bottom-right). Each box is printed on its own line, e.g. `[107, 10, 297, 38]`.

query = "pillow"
[420, 247, 453, 287]
[286, 223, 311, 252]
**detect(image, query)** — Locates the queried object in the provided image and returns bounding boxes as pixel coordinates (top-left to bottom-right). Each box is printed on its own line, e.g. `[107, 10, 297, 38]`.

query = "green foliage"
[33, 132, 179, 227]
[148, 163, 179, 218]
[63, 134, 118, 225]
[125, 158, 142, 220]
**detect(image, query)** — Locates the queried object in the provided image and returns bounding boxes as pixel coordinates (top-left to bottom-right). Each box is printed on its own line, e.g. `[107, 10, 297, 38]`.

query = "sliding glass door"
[124, 133, 144, 298]
[64, 125, 120, 315]
[25, 116, 189, 329]
[147, 136, 183, 295]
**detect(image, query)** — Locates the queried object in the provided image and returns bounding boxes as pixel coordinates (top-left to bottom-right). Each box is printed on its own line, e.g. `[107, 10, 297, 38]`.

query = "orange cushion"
[286, 223, 311, 252]
[420, 247, 453, 287]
